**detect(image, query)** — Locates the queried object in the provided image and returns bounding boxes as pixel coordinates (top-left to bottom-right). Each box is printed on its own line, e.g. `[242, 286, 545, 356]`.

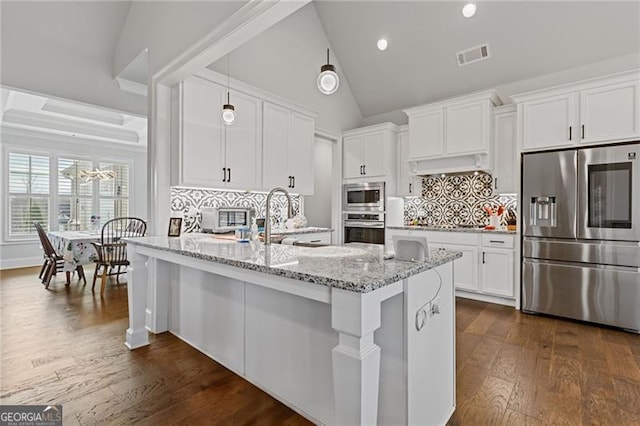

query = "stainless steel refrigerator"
[522, 143, 640, 332]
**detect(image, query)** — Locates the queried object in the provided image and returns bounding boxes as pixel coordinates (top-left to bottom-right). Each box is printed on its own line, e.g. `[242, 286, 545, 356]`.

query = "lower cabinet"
[387, 229, 516, 305]
[290, 231, 332, 244]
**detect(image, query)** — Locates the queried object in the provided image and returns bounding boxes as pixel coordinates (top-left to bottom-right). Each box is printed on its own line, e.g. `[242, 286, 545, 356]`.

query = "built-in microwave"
[343, 182, 385, 211]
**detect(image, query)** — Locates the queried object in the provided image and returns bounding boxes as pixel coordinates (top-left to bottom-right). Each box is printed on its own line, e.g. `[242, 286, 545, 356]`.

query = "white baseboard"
[455, 290, 516, 307]
[0, 256, 43, 270]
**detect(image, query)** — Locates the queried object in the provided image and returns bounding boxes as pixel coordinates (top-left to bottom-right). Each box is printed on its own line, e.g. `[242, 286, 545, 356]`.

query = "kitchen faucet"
[264, 187, 293, 245]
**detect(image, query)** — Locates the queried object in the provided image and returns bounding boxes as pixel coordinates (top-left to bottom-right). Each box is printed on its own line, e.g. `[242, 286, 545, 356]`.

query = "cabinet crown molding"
[342, 121, 399, 137]
[403, 90, 501, 116]
[194, 69, 318, 119]
[511, 69, 640, 103]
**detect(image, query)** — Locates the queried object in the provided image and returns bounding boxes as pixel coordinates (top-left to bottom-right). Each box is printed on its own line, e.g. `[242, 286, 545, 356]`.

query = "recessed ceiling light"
[377, 38, 388, 51]
[462, 2, 476, 18]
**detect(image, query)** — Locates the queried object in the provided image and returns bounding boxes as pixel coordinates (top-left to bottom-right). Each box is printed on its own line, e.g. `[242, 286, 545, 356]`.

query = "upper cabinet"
[514, 71, 640, 151]
[262, 102, 315, 195]
[342, 123, 398, 187]
[178, 76, 261, 190]
[492, 105, 518, 194]
[403, 91, 501, 175]
[397, 126, 422, 197]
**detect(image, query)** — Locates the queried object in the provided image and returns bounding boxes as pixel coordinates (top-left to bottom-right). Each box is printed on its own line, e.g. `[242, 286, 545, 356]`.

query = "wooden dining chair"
[91, 217, 146, 295]
[34, 222, 85, 289]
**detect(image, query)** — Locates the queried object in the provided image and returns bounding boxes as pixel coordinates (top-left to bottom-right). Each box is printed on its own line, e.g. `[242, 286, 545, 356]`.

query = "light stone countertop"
[271, 227, 333, 235]
[387, 225, 517, 235]
[125, 235, 461, 293]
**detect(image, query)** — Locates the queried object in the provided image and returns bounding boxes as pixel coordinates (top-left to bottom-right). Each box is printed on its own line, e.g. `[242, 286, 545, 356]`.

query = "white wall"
[208, 3, 363, 134]
[0, 129, 147, 269]
[360, 53, 640, 127]
[113, 1, 245, 79]
[304, 138, 333, 228]
[0, 1, 147, 116]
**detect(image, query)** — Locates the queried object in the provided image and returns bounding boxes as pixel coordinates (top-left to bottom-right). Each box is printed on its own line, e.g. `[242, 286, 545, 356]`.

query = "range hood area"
[402, 90, 503, 177]
[408, 151, 492, 176]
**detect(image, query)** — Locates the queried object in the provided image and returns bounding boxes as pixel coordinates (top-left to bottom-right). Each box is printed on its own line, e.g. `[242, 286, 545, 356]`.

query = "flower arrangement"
[483, 205, 505, 229]
[90, 215, 101, 231]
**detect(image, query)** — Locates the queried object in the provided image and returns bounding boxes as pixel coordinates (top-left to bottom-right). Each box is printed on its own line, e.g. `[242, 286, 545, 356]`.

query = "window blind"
[8, 153, 50, 236]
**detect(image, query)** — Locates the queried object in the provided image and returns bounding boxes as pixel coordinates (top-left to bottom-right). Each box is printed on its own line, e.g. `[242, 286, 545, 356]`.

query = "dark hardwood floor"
[1, 266, 639, 425]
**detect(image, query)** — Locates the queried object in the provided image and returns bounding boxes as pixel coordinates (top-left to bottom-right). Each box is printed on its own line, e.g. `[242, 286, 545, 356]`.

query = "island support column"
[331, 288, 383, 425]
[125, 244, 150, 350]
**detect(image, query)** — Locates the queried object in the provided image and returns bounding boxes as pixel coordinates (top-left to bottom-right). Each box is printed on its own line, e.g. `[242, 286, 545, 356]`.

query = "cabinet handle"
[489, 240, 504, 244]
[228, 168, 231, 182]
[581, 124, 585, 139]
[482, 252, 486, 264]
[409, 183, 412, 193]
[222, 167, 227, 182]
[292, 176, 295, 188]
[288, 176, 292, 188]
[494, 178, 498, 190]
[360, 165, 364, 175]
[363, 165, 366, 175]
[569, 126, 572, 140]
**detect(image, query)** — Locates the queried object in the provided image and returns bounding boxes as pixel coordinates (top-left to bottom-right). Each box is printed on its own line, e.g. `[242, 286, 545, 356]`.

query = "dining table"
[47, 230, 99, 285]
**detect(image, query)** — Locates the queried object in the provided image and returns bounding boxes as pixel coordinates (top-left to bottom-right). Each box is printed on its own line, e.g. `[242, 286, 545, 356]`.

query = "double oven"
[522, 142, 640, 332]
[343, 182, 385, 245]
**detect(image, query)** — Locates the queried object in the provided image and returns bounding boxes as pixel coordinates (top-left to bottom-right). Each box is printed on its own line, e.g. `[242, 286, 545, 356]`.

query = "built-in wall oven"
[522, 142, 640, 332]
[343, 182, 385, 211]
[343, 212, 385, 245]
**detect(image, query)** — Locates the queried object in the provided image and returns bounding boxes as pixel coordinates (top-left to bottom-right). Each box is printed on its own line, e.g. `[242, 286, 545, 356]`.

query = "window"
[8, 153, 50, 237]
[99, 162, 130, 222]
[58, 158, 94, 231]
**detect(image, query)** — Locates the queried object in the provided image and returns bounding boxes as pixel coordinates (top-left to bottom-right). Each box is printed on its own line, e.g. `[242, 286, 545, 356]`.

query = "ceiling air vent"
[456, 43, 490, 67]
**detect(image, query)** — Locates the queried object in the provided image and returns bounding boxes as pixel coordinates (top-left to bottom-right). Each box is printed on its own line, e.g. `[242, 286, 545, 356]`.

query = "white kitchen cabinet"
[492, 106, 518, 194]
[446, 101, 491, 154]
[408, 109, 444, 159]
[438, 243, 479, 292]
[179, 76, 261, 190]
[579, 80, 639, 144]
[289, 231, 332, 244]
[386, 228, 516, 306]
[403, 91, 500, 175]
[343, 131, 386, 179]
[342, 123, 398, 190]
[481, 248, 514, 298]
[262, 102, 314, 195]
[397, 127, 422, 196]
[515, 71, 640, 151]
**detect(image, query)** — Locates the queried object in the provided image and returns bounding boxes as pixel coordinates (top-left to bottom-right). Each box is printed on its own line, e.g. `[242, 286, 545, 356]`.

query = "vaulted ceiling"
[313, 0, 640, 118]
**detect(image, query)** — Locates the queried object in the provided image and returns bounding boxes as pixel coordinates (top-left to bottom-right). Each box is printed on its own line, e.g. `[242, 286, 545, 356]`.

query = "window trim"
[3, 147, 135, 242]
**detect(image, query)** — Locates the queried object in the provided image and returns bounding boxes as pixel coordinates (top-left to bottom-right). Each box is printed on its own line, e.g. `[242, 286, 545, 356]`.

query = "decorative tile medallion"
[171, 187, 302, 233]
[405, 174, 517, 226]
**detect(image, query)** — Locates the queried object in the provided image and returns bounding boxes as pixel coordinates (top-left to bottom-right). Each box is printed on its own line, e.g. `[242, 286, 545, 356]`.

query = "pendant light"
[221, 55, 236, 125]
[317, 48, 339, 95]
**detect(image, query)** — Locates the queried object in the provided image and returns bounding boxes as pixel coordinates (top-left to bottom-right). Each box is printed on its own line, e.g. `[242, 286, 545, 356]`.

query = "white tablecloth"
[48, 231, 99, 272]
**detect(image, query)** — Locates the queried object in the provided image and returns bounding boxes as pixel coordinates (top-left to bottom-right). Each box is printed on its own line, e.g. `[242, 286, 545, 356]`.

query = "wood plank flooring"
[1, 267, 639, 425]
[451, 298, 640, 426]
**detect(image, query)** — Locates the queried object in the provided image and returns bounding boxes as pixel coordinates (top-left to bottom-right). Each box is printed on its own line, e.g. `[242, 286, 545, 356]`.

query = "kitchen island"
[124, 234, 461, 425]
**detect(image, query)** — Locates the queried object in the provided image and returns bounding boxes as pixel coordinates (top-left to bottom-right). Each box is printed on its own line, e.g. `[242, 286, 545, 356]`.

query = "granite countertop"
[125, 235, 461, 294]
[271, 227, 332, 236]
[387, 225, 517, 235]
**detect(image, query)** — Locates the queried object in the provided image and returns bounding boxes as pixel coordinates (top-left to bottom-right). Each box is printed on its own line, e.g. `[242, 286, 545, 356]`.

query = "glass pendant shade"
[317, 49, 339, 95]
[221, 92, 236, 125]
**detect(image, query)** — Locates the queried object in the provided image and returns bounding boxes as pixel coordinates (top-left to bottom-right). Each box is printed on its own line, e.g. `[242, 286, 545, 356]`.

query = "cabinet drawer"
[481, 234, 514, 248]
[423, 231, 479, 246]
[294, 232, 331, 244]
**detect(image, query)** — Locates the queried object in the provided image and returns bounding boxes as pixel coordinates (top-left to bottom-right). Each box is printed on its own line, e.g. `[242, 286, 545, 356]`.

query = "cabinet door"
[398, 130, 421, 196]
[446, 101, 487, 154]
[181, 77, 225, 187]
[493, 112, 517, 193]
[363, 131, 385, 177]
[409, 109, 444, 159]
[437, 244, 479, 292]
[225, 90, 260, 189]
[521, 93, 578, 150]
[289, 113, 315, 195]
[343, 135, 363, 179]
[481, 248, 514, 297]
[263, 102, 290, 189]
[580, 81, 640, 144]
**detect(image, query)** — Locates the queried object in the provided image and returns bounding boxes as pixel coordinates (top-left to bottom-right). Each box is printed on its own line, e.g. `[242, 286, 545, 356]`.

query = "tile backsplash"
[171, 187, 301, 233]
[404, 173, 517, 226]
